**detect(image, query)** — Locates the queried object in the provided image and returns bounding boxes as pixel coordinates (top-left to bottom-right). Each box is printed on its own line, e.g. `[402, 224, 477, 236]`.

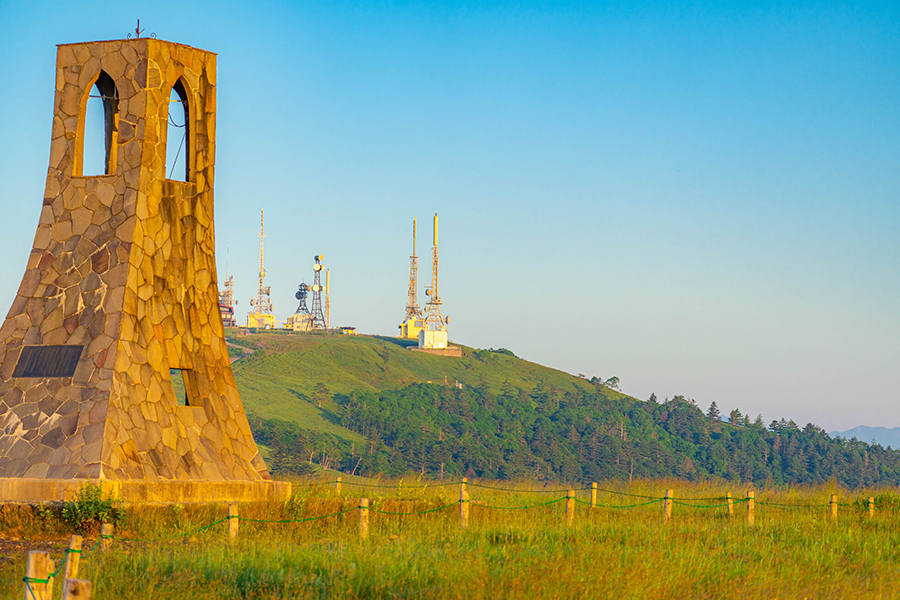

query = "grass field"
[4, 478, 900, 599]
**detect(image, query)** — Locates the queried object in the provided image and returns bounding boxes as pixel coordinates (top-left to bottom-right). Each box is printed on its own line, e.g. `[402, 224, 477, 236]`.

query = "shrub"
[62, 481, 118, 533]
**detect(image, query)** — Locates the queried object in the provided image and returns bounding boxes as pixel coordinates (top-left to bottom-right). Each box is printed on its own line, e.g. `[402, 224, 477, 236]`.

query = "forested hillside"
[232, 331, 900, 487]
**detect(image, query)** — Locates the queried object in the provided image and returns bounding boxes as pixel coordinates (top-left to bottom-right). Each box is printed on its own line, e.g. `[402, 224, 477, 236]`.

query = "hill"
[227, 330, 623, 444]
[228, 330, 900, 487]
[831, 427, 900, 450]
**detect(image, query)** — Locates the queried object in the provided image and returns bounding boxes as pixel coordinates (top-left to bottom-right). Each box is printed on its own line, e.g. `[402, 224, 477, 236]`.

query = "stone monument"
[0, 38, 289, 502]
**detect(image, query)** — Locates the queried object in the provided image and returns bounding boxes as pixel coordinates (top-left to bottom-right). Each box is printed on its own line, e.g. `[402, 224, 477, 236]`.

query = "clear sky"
[0, 0, 897, 432]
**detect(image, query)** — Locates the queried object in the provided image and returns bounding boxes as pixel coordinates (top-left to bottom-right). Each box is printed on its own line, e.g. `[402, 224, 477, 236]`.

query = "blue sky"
[0, 0, 897, 431]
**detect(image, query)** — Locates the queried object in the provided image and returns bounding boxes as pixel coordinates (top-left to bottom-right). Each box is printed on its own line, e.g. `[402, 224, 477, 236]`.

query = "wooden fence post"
[664, 489, 673, 523]
[459, 479, 470, 530]
[24, 550, 53, 600]
[99, 523, 113, 552]
[591, 482, 597, 508]
[830, 494, 838, 520]
[228, 503, 239, 542]
[868, 496, 875, 519]
[336, 477, 342, 496]
[566, 489, 575, 526]
[359, 498, 369, 541]
[726, 492, 733, 516]
[747, 491, 755, 527]
[62, 579, 91, 600]
[64, 535, 82, 581]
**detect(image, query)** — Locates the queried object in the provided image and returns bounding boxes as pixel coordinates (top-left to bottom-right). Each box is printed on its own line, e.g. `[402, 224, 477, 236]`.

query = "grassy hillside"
[227, 329, 623, 442]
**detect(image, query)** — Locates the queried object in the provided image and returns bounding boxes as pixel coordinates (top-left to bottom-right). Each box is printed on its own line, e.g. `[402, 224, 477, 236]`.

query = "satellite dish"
[295, 291, 303, 300]
[313, 264, 322, 272]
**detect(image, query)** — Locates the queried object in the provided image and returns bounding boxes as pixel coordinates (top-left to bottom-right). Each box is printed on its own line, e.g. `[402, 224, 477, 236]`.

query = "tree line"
[250, 382, 900, 488]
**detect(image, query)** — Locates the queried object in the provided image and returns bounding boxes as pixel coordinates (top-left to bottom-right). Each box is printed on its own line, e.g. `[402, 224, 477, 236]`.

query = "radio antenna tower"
[247, 211, 274, 328]
[294, 283, 310, 314]
[219, 248, 237, 327]
[309, 254, 327, 330]
[423, 213, 446, 331]
[404, 218, 423, 322]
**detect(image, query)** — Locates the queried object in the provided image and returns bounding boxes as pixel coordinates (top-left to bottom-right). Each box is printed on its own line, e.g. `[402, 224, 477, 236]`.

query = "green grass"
[4, 480, 900, 599]
[228, 329, 624, 444]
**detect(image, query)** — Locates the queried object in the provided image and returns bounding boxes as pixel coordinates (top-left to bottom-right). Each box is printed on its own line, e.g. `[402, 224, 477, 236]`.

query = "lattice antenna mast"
[310, 254, 327, 330]
[249, 211, 273, 314]
[404, 218, 423, 321]
[221, 248, 236, 308]
[423, 213, 446, 331]
[294, 283, 310, 314]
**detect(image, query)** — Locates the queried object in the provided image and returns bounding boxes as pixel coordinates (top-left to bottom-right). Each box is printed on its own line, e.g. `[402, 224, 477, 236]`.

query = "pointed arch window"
[165, 79, 191, 182]
[79, 71, 118, 176]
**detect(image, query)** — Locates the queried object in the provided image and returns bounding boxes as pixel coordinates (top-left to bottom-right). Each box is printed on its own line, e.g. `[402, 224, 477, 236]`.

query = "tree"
[314, 382, 329, 408]
[729, 408, 743, 426]
[604, 376, 620, 390]
[707, 401, 721, 421]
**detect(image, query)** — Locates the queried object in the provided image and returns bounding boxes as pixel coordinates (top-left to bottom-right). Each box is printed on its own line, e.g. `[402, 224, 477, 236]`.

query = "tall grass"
[4, 478, 900, 599]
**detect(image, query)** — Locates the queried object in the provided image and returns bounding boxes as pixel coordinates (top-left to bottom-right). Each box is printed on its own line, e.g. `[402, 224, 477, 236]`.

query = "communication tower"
[286, 283, 312, 331]
[420, 214, 449, 349]
[219, 249, 238, 327]
[247, 211, 275, 328]
[399, 218, 425, 339]
[309, 255, 327, 330]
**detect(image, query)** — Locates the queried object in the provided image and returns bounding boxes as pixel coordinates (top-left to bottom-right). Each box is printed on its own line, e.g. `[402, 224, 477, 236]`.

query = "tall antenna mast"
[423, 213, 446, 331]
[404, 218, 423, 321]
[219, 247, 237, 327]
[310, 254, 327, 330]
[247, 210, 274, 327]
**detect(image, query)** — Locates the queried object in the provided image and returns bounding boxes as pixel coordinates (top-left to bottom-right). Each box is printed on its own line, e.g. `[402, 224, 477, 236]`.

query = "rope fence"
[19, 479, 885, 599]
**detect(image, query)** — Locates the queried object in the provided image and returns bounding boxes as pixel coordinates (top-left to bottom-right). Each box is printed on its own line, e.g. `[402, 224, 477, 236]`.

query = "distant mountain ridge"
[831, 427, 900, 449]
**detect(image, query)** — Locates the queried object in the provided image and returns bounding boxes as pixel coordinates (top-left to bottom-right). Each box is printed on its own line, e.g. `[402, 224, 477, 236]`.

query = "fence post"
[868, 496, 875, 519]
[460, 480, 470, 530]
[24, 550, 53, 600]
[830, 494, 838, 520]
[359, 498, 369, 541]
[64, 535, 82, 581]
[336, 477, 342, 496]
[99, 523, 113, 552]
[62, 579, 91, 600]
[228, 503, 239, 542]
[591, 482, 597, 508]
[747, 491, 755, 527]
[663, 489, 673, 523]
[726, 492, 733, 516]
[566, 489, 575, 526]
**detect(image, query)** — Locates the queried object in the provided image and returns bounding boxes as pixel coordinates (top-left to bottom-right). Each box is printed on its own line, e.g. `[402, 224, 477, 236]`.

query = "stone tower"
[0, 39, 288, 501]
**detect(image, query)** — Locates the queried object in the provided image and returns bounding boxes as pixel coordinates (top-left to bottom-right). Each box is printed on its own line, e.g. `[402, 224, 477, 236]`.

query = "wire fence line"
[19, 480, 888, 599]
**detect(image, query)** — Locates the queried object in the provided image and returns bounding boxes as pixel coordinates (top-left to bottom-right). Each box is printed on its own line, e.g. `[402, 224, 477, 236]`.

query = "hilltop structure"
[246, 211, 275, 328]
[399, 218, 424, 339]
[0, 38, 287, 502]
[420, 214, 449, 350]
[285, 282, 312, 331]
[219, 251, 237, 327]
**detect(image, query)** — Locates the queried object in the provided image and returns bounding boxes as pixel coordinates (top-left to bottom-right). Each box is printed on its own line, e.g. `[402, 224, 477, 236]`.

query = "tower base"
[0, 478, 291, 504]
